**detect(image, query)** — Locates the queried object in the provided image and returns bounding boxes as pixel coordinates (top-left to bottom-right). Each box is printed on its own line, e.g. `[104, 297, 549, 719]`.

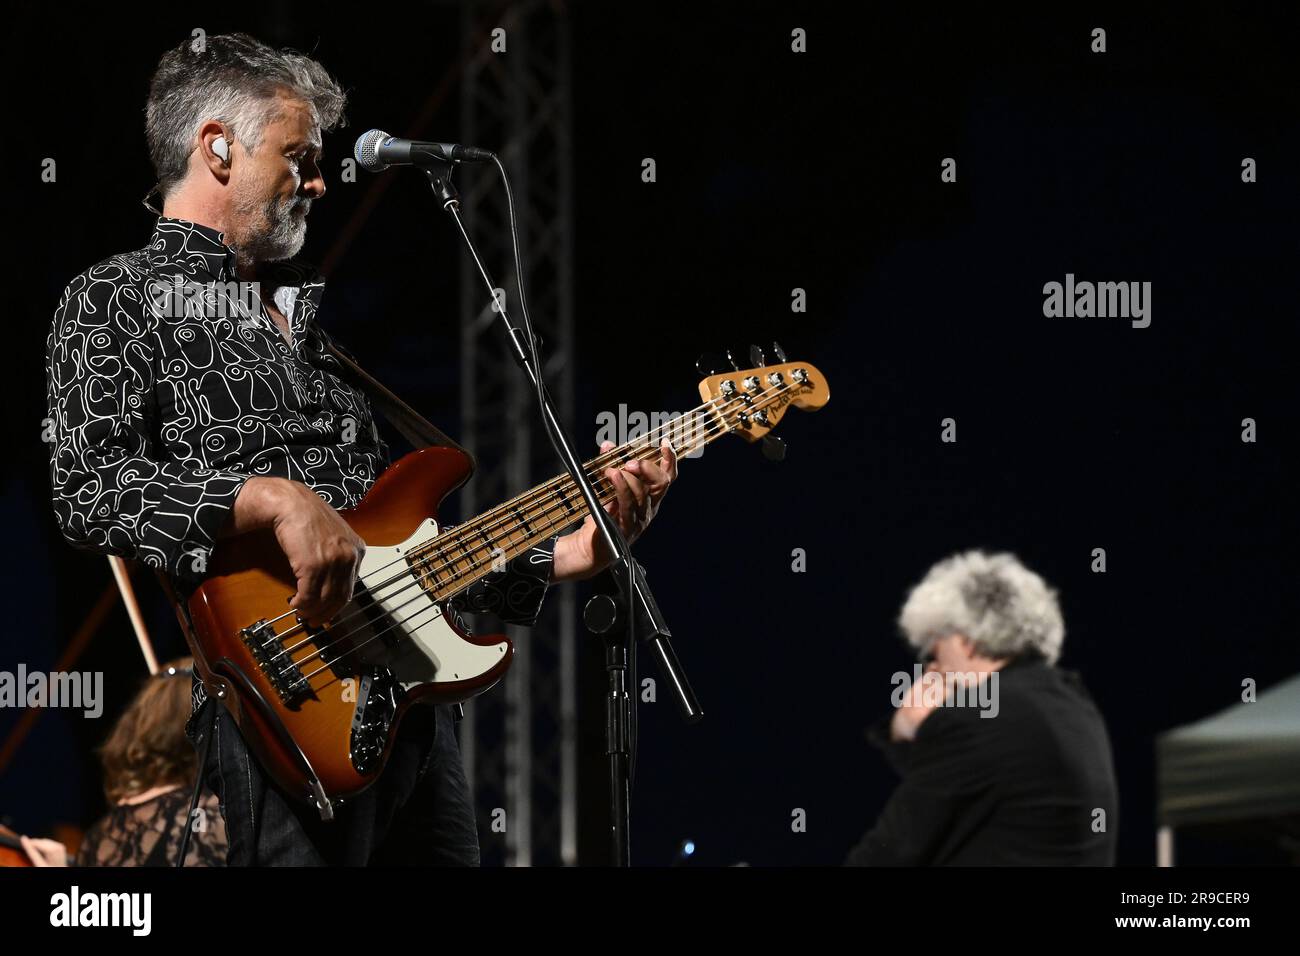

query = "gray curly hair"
[898, 550, 1065, 664]
[146, 32, 347, 198]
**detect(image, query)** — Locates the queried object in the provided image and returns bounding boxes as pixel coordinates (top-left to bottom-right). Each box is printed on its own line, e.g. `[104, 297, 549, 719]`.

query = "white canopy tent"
[1156, 673, 1300, 865]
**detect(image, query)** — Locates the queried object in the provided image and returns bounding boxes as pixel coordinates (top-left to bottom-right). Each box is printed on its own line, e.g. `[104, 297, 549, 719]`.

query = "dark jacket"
[846, 657, 1118, 866]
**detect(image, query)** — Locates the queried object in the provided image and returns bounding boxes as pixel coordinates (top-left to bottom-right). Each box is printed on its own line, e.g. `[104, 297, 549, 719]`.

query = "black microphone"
[353, 129, 495, 172]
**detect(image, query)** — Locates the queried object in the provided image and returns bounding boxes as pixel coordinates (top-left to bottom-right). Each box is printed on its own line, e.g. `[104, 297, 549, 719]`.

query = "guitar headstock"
[697, 355, 830, 443]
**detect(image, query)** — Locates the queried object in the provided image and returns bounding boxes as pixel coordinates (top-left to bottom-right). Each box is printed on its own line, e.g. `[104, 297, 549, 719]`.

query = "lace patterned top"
[75, 788, 228, 867]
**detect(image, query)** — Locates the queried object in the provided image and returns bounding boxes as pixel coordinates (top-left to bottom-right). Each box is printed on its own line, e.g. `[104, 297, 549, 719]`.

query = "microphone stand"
[423, 162, 702, 866]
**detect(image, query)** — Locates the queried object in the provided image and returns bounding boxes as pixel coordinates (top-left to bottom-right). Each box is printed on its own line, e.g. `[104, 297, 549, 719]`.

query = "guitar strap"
[324, 340, 477, 474]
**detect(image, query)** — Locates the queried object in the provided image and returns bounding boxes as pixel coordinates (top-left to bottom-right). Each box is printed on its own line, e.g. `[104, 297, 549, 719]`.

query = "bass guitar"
[175, 356, 829, 817]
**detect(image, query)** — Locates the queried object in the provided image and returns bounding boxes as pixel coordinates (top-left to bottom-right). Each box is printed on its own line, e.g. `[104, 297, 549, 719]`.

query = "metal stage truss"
[455, 0, 578, 868]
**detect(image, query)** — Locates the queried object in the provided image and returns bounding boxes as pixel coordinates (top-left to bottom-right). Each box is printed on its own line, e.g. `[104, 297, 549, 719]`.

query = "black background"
[3, 1, 1297, 867]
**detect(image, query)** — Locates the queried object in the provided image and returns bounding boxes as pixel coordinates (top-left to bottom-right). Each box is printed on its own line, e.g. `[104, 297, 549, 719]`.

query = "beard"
[230, 184, 311, 264]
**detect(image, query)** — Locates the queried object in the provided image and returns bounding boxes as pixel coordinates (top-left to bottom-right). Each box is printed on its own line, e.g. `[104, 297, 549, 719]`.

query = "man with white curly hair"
[845, 550, 1118, 866]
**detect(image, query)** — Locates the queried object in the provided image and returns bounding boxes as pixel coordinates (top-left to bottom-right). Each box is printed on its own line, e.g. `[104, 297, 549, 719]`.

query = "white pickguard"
[353, 518, 508, 694]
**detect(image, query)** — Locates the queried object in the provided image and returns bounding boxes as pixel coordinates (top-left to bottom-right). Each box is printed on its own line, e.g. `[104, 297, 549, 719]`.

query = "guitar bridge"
[240, 619, 311, 706]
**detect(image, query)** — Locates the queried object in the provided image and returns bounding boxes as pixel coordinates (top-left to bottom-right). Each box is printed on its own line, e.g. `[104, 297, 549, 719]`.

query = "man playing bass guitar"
[45, 33, 676, 866]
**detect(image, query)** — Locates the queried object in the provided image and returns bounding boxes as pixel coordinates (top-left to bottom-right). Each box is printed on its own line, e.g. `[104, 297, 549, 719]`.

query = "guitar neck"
[405, 395, 736, 598]
[401, 356, 826, 601]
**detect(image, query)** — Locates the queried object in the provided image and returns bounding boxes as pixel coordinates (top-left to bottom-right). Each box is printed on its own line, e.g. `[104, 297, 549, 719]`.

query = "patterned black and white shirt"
[46, 216, 554, 625]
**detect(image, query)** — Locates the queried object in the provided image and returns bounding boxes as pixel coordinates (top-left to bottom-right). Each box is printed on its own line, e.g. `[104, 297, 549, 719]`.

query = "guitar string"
[294, 407, 742, 691]
[274, 382, 794, 655]
[363, 379, 795, 592]
[291, 436, 704, 682]
[350, 364, 803, 588]
[285, 392, 761, 682]
[257, 391, 736, 640]
[267, 393, 734, 656]
[290, 383, 804, 691]
[279, 382, 798, 674]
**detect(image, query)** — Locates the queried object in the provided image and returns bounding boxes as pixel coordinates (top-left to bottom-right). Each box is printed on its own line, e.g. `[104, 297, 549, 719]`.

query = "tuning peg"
[695, 354, 717, 376]
[749, 344, 765, 367]
[772, 341, 787, 362]
[725, 348, 741, 372]
[761, 435, 787, 462]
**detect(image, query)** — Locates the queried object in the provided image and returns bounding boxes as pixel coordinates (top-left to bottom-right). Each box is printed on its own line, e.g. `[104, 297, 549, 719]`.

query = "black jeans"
[188, 699, 480, 866]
